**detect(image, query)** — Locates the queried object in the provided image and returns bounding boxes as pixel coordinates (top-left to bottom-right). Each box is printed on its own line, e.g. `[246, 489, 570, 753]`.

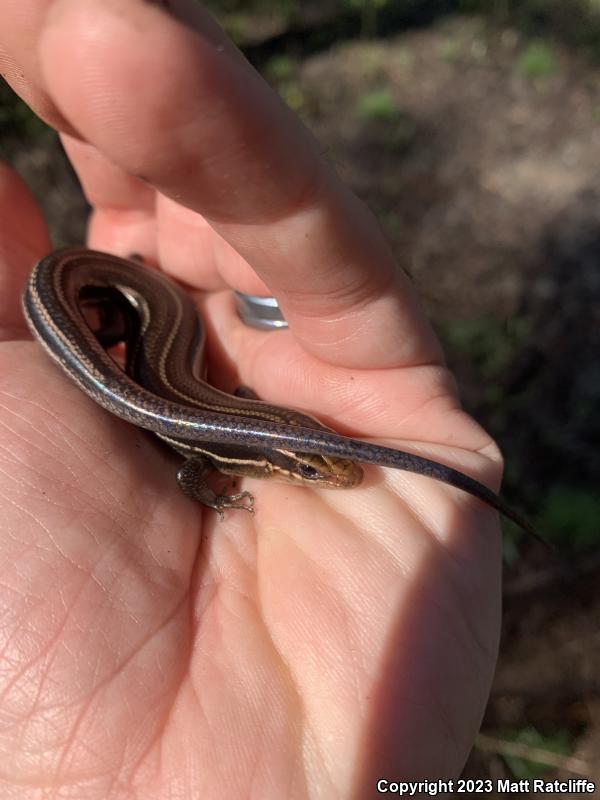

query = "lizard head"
[271, 449, 364, 488]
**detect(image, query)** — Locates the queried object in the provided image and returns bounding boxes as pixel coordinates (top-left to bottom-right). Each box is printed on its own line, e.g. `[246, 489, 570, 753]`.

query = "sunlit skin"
[0, 1, 501, 798]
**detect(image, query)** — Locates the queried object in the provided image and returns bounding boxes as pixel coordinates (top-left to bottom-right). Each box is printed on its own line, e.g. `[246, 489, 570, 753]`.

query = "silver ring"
[234, 292, 288, 330]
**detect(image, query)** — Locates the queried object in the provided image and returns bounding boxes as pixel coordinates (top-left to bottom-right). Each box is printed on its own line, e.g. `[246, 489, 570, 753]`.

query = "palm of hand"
[2, 236, 500, 796]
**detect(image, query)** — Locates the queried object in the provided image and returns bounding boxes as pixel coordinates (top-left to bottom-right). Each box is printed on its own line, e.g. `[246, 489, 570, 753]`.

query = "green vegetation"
[355, 88, 399, 121]
[263, 55, 308, 114]
[353, 89, 416, 151]
[537, 486, 600, 549]
[502, 726, 573, 778]
[443, 315, 532, 383]
[516, 40, 558, 80]
[264, 54, 298, 82]
[278, 83, 306, 112]
[0, 83, 47, 141]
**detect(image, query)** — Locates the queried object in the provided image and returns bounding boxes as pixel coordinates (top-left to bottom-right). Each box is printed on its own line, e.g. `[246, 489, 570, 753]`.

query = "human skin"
[0, 1, 501, 798]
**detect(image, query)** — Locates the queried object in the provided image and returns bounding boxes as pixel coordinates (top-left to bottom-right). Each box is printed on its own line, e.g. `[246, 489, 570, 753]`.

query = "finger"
[60, 134, 159, 261]
[0, 163, 51, 340]
[154, 193, 262, 291]
[61, 134, 251, 291]
[68, 150, 255, 294]
[38, 0, 442, 369]
[203, 291, 500, 457]
[0, 2, 265, 291]
[0, 0, 77, 135]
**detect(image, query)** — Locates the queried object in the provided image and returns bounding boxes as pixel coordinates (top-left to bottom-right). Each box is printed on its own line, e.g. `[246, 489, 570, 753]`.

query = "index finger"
[8, 0, 442, 368]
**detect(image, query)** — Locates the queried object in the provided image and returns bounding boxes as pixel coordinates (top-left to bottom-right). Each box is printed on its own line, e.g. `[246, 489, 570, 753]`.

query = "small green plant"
[354, 90, 415, 151]
[265, 54, 297, 82]
[355, 89, 399, 122]
[278, 83, 305, 112]
[263, 56, 305, 113]
[516, 41, 558, 80]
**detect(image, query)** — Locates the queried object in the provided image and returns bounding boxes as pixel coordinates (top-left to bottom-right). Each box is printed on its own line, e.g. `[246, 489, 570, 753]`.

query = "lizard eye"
[297, 464, 320, 480]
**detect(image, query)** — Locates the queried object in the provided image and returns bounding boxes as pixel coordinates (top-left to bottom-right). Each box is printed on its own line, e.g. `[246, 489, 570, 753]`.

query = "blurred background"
[1, 0, 599, 786]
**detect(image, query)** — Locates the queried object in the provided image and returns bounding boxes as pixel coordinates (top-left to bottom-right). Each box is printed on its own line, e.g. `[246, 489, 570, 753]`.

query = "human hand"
[0, 1, 501, 796]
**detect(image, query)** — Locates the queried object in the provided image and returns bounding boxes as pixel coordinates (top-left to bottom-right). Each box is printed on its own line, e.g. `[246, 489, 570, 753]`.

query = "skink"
[23, 247, 541, 539]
